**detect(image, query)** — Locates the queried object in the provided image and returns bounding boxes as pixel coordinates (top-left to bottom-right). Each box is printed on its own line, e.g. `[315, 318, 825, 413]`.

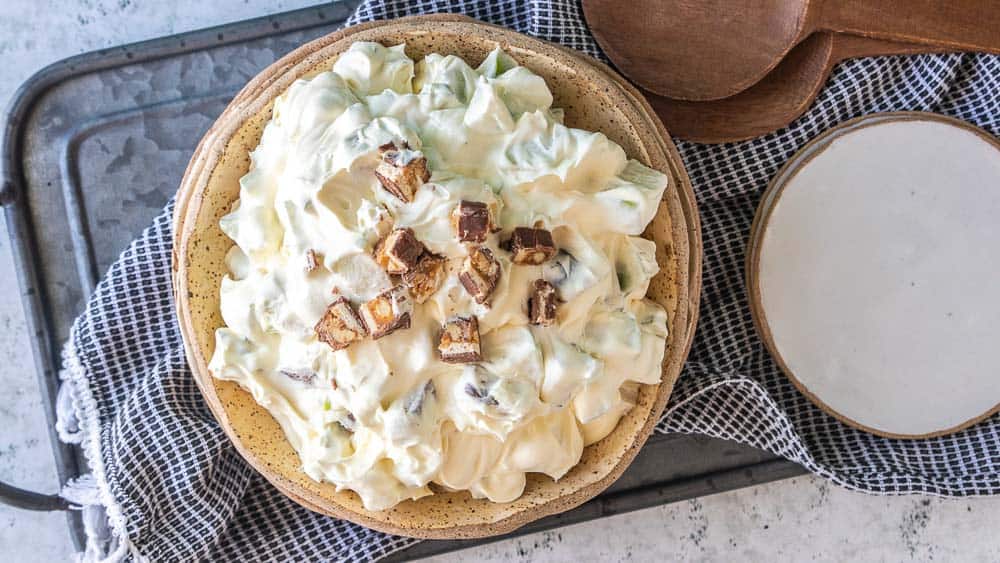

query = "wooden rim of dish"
[746, 110, 1000, 440]
[173, 14, 702, 538]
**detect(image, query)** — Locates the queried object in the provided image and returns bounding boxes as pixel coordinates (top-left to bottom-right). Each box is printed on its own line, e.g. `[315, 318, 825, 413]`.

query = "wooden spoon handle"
[819, 0, 1000, 54]
[651, 33, 954, 145]
[831, 34, 954, 61]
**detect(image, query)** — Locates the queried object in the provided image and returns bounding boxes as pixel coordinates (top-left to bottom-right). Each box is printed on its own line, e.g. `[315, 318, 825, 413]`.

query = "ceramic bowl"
[173, 14, 701, 538]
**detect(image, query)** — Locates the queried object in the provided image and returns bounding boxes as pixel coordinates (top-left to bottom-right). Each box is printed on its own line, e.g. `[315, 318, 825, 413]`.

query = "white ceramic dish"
[749, 111, 1000, 438]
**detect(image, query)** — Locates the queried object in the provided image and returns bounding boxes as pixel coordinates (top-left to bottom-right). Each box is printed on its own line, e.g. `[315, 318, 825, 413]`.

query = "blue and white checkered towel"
[57, 0, 1000, 560]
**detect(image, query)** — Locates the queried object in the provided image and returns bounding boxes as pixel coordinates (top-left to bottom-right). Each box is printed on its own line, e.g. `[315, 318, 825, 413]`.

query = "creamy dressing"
[209, 42, 670, 510]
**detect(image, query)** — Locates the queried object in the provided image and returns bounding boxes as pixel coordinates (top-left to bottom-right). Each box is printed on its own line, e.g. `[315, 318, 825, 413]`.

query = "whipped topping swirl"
[209, 42, 670, 510]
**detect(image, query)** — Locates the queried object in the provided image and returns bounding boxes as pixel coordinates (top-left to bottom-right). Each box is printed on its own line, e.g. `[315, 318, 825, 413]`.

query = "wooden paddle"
[647, 33, 949, 144]
[583, 0, 1000, 102]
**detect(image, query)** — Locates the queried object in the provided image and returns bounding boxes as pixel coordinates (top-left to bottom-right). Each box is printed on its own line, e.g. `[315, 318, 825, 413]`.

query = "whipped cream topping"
[209, 42, 670, 510]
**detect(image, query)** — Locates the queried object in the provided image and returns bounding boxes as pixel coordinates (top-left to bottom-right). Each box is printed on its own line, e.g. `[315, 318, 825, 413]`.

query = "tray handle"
[0, 179, 14, 206]
[0, 480, 70, 511]
[0, 171, 70, 510]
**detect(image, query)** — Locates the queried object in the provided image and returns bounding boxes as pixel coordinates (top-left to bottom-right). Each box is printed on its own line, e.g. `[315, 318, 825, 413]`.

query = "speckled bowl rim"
[173, 14, 702, 539]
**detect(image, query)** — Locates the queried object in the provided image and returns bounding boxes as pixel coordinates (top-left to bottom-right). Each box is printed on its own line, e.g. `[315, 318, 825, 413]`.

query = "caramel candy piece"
[315, 296, 368, 351]
[452, 200, 491, 243]
[506, 227, 557, 265]
[374, 228, 425, 275]
[459, 247, 501, 305]
[438, 316, 482, 363]
[374, 142, 431, 203]
[359, 285, 412, 339]
[528, 279, 559, 326]
[402, 253, 448, 303]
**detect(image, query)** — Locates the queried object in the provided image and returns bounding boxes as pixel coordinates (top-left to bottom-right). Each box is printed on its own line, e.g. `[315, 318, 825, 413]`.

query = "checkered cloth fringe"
[56, 0, 1000, 560]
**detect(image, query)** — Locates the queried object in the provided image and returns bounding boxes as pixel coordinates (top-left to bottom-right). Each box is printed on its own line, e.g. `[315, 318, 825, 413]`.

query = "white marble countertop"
[1, 1, 997, 561]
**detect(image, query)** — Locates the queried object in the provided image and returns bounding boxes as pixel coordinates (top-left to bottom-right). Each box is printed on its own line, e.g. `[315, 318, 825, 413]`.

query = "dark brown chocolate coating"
[359, 285, 412, 339]
[375, 228, 425, 275]
[507, 227, 557, 265]
[528, 279, 559, 326]
[438, 316, 482, 363]
[315, 295, 368, 350]
[453, 200, 490, 243]
[458, 247, 501, 305]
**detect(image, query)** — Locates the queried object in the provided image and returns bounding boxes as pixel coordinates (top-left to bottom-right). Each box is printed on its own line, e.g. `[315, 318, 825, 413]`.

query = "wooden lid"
[173, 15, 701, 538]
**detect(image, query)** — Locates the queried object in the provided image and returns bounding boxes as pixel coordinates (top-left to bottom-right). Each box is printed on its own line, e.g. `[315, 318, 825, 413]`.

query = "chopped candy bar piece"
[528, 279, 559, 326]
[304, 249, 320, 273]
[374, 142, 431, 203]
[463, 368, 500, 406]
[487, 201, 502, 233]
[359, 285, 412, 339]
[315, 295, 368, 351]
[404, 380, 436, 415]
[458, 246, 501, 305]
[451, 200, 491, 243]
[506, 227, 557, 265]
[374, 228, 425, 275]
[374, 203, 394, 239]
[402, 253, 448, 303]
[280, 368, 317, 384]
[438, 316, 482, 363]
[335, 412, 357, 433]
[464, 381, 499, 407]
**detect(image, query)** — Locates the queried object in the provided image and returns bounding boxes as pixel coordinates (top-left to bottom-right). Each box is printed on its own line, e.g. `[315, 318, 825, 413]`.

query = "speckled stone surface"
[1, 1, 999, 561]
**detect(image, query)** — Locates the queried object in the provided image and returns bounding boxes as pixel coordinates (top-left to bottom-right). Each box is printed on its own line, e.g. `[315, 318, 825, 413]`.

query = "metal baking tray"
[0, 2, 804, 557]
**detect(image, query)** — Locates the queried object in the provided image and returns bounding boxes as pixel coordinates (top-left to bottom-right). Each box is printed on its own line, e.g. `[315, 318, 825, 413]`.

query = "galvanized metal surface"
[0, 3, 803, 557]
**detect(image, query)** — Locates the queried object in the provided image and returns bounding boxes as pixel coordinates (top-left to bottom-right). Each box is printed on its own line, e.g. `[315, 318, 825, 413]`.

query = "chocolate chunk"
[404, 380, 436, 415]
[464, 382, 499, 407]
[528, 279, 559, 326]
[458, 247, 501, 305]
[359, 285, 412, 339]
[374, 142, 431, 203]
[506, 227, 557, 265]
[315, 295, 368, 351]
[401, 252, 448, 303]
[374, 228, 425, 275]
[463, 368, 499, 406]
[438, 316, 482, 363]
[280, 368, 317, 384]
[452, 200, 491, 243]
